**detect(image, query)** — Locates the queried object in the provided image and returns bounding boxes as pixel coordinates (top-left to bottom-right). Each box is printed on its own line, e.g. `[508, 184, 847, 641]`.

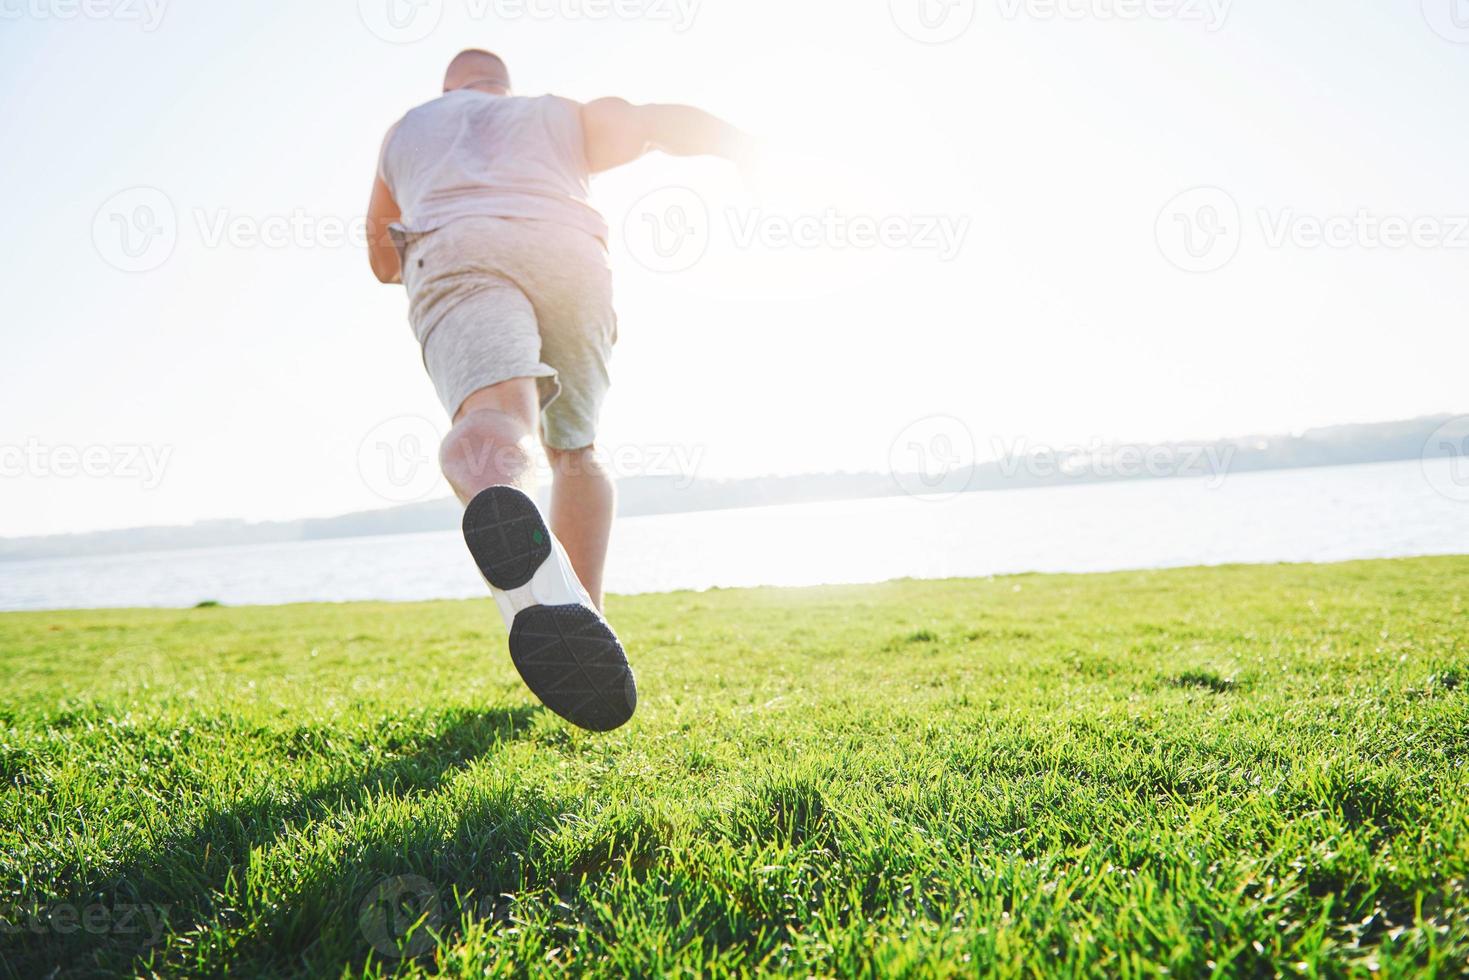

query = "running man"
[366, 50, 751, 731]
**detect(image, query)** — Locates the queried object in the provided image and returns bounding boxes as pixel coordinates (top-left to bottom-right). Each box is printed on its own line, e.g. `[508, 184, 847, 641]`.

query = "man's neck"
[453, 81, 510, 96]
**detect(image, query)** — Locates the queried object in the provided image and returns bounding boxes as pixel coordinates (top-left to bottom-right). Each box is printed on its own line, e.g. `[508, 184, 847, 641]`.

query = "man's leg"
[440, 379, 541, 502]
[441, 382, 613, 609]
[545, 446, 615, 611]
[448, 383, 636, 733]
[413, 225, 634, 732]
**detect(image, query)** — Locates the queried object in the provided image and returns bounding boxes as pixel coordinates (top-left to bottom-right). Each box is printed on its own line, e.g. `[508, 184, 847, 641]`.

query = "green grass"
[1, 557, 1466, 978]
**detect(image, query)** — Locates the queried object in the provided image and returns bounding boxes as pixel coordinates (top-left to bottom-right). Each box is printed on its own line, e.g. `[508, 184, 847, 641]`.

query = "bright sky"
[2, 0, 1467, 537]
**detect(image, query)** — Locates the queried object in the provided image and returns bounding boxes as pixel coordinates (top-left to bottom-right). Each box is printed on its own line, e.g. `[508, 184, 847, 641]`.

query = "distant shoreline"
[4, 552, 1467, 616]
[2, 415, 1463, 564]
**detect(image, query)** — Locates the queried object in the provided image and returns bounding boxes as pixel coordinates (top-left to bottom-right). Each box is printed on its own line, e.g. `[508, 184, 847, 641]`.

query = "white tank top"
[379, 90, 608, 243]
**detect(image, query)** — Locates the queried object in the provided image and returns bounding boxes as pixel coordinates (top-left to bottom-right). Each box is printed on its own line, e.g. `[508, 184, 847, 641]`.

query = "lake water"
[2, 459, 1466, 612]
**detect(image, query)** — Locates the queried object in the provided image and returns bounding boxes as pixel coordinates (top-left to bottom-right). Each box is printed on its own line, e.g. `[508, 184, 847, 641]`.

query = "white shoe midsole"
[488, 535, 596, 633]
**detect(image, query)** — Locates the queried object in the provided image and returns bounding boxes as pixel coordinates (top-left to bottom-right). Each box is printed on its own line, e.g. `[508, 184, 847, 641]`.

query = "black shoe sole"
[462, 484, 553, 590]
[509, 603, 637, 732]
[462, 486, 637, 732]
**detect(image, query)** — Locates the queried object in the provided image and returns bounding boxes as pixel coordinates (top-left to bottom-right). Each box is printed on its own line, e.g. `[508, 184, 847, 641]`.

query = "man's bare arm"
[366, 174, 402, 284]
[581, 97, 752, 174]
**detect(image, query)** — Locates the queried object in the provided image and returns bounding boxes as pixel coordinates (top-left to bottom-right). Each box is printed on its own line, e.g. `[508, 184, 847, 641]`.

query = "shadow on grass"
[0, 705, 543, 980]
[249, 779, 576, 977]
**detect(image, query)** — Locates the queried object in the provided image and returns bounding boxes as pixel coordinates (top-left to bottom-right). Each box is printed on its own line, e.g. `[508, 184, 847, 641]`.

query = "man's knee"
[441, 408, 536, 487]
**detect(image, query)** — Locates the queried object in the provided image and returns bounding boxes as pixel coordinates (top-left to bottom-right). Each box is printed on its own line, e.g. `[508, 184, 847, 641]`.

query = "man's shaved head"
[444, 49, 511, 94]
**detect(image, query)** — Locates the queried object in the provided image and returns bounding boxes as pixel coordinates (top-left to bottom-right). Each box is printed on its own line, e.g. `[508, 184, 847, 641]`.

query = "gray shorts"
[398, 216, 616, 450]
